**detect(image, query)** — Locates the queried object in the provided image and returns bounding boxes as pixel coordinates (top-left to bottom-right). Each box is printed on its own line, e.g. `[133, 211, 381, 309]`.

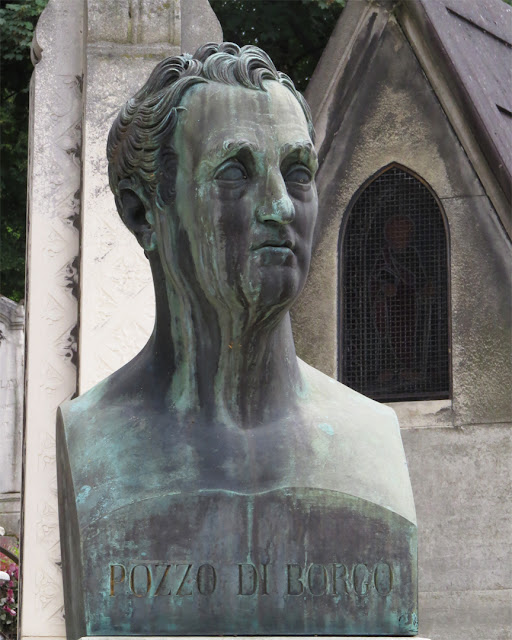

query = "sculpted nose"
[255, 174, 295, 225]
[256, 197, 295, 225]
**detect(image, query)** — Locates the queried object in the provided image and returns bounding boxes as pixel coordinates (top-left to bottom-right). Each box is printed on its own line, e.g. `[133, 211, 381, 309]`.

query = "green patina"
[57, 43, 417, 639]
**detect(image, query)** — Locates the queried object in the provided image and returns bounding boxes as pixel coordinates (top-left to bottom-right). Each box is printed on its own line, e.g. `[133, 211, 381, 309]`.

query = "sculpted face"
[154, 81, 318, 314]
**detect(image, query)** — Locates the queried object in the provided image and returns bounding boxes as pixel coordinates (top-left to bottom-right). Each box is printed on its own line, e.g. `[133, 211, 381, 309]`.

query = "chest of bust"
[58, 394, 417, 637]
[77, 487, 418, 635]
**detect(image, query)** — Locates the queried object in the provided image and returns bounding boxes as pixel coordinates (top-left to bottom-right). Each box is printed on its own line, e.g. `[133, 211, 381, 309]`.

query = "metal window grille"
[340, 166, 450, 402]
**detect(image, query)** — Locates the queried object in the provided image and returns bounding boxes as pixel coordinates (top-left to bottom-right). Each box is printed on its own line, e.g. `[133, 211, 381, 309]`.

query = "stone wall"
[0, 296, 24, 538]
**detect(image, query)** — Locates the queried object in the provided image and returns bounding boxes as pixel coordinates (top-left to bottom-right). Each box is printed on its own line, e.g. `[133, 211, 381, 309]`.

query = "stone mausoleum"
[15, 0, 511, 639]
[294, 0, 511, 638]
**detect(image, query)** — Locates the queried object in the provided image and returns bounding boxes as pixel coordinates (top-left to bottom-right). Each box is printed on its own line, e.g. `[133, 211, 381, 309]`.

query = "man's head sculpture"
[106, 43, 318, 319]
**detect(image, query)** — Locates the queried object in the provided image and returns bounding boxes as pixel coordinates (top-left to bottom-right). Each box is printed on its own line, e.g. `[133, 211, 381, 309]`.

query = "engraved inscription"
[238, 563, 269, 596]
[197, 564, 217, 595]
[353, 563, 370, 596]
[374, 561, 393, 595]
[108, 561, 394, 598]
[110, 564, 125, 596]
[130, 564, 152, 597]
[308, 563, 328, 596]
[154, 564, 171, 596]
[176, 564, 193, 596]
[110, 563, 217, 597]
[287, 562, 394, 597]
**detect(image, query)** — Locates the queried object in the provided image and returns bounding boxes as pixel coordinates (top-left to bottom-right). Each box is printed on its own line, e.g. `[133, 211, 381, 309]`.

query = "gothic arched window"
[340, 165, 450, 402]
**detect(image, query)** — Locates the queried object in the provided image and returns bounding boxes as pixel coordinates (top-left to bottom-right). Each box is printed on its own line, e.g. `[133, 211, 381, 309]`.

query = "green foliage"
[0, 540, 19, 639]
[0, 0, 48, 301]
[209, 0, 345, 92]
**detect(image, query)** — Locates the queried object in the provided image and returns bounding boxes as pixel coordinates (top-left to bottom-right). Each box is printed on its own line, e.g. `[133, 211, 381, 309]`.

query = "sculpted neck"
[148, 259, 304, 426]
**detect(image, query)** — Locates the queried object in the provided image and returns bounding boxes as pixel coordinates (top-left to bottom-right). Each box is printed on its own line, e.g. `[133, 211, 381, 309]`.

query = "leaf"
[1, 0, 49, 301]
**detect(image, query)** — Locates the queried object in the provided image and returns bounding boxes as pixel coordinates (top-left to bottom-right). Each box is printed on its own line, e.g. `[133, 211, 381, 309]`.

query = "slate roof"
[399, 0, 512, 228]
[306, 0, 512, 235]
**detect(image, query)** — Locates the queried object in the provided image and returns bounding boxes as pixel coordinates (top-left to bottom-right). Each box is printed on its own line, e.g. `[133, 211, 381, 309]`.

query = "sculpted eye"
[285, 165, 312, 185]
[215, 162, 247, 182]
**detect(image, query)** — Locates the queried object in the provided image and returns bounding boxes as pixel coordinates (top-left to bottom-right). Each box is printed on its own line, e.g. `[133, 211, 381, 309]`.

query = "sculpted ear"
[118, 185, 156, 252]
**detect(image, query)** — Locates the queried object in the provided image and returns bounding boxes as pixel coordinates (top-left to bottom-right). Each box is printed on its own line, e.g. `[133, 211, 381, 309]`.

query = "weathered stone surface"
[293, 3, 512, 430]
[79, 53, 164, 392]
[0, 296, 24, 535]
[419, 589, 512, 640]
[389, 399, 452, 429]
[20, 0, 83, 636]
[87, 0, 181, 47]
[181, 0, 222, 54]
[79, 1, 222, 394]
[447, 195, 512, 426]
[404, 422, 512, 638]
[79, 4, 179, 393]
[402, 424, 512, 595]
[397, 0, 512, 236]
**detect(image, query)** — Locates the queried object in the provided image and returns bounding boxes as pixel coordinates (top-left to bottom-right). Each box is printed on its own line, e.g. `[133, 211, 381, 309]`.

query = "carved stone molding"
[20, 0, 83, 636]
[88, 0, 181, 47]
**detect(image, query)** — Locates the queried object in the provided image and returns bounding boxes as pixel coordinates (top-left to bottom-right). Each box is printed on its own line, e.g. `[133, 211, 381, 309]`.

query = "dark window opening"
[340, 166, 450, 402]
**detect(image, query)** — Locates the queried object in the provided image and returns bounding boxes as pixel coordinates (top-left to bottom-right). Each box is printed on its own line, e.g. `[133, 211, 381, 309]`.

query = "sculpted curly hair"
[107, 42, 315, 211]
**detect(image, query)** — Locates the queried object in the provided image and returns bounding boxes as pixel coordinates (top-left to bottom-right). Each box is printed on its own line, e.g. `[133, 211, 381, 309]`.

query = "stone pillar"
[21, 2, 221, 638]
[79, 0, 222, 392]
[0, 296, 25, 537]
[78, 0, 181, 392]
[21, 0, 83, 636]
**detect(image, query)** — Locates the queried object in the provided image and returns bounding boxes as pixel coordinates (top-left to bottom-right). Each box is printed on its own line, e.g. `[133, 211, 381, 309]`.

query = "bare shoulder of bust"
[298, 357, 398, 427]
[296, 358, 415, 525]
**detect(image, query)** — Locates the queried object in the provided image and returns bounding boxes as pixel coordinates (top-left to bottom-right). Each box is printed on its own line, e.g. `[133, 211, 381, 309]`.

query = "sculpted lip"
[252, 239, 294, 251]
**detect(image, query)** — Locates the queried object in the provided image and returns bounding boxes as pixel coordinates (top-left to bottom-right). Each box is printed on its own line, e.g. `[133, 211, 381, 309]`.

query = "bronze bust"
[57, 43, 417, 638]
